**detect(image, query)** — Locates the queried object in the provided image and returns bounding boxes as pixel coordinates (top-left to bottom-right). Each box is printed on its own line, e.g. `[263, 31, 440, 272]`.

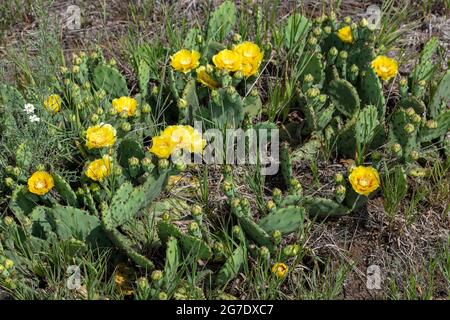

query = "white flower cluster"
[23, 103, 40, 123]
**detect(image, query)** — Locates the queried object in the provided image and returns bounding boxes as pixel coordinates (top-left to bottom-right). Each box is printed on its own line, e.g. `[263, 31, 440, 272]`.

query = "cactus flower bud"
[350, 64, 359, 74]
[283, 244, 300, 257]
[162, 211, 170, 222]
[188, 221, 199, 233]
[411, 114, 421, 124]
[178, 98, 188, 109]
[392, 143, 402, 154]
[4, 259, 14, 269]
[335, 184, 346, 197]
[121, 122, 131, 132]
[350, 22, 358, 30]
[151, 270, 163, 282]
[231, 198, 240, 209]
[109, 58, 117, 66]
[272, 230, 282, 244]
[141, 157, 153, 170]
[158, 292, 168, 300]
[174, 161, 186, 172]
[259, 246, 270, 259]
[12, 167, 21, 177]
[4, 177, 15, 188]
[307, 87, 320, 98]
[313, 27, 322, 37]
[323, 26, 332, 34]
[266, 200, 276, 211]
[304, 74, 314, 83]
[308, 36, 318, 46]
[90, 114, 99, 123]
[405, 107, 415, 117]
[329, 47, 338, 57]
[136, 277, 149, 290]
[399, 78, 408, 87]
[344, 16, 351, 24]
[3, 216, 14, 226]
[96, 89, 106, 100]
[425, 120, 438, 129]
[142, 103, 151, 114]
[151, 86, 159, 96]
[232, 225, 242, 237]
[191, 205, 203, 216]
[226, 86, 236, 95]
[339, 50, 348, 60]
[359, 18, 368, 27]
[334, 173, 344, 184]
[72, 65, 80, 73]
[410, 150, 419, 161]
[158, 159, 169, 170]
[371, 150, 382, 162]
[128, 157, 139, 167]
[74, 57, 82, 65]
[223, 181, 233, 193]
[60, 66, 68, 74]
[232, 33, 242, 42]
[109, 107, 118, 116]
[318, 94, 327, 103]
[404, 123, 415, 134]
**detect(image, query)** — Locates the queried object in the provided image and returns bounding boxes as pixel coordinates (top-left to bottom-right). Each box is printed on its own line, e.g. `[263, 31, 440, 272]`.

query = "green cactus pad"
[53, 173, 78, 207]
[215, 246, 245, 287]
[179, 233, 212, 260]
[359, 67, 386, 120]
[411, 37, 438, 95]
[398, 97, 426, 115]
[303, 196, 349, 218]
[207, 1, 237, 41]
[419, 110, 450, 143]
[237, 216, 273, 250]
[328, 79, 360, 118]
[259, 206, 305, 234]
[93, 65, 128, 98]
[429, 70, 450, 118]
[157, 220, 183, 245]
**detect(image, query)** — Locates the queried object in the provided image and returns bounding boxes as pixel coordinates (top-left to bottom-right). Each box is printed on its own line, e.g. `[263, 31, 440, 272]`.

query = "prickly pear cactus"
[93, 65, 128, 98]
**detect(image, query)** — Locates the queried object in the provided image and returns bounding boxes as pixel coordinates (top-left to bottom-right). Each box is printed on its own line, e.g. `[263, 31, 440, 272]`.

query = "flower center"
[359, 177, 370, 187]
[180, 56, 192, 65]
[35, 180, 46, 189]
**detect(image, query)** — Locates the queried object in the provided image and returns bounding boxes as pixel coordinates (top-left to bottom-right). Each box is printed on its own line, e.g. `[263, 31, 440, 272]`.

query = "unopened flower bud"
[350, 22, 357, 30]
[4, 216, 14, 226]
[410, 150, 419, 160]
[308, 36, 318, 46]
[232, 225, 241, 237]
[4, 259, 14, 269]
[192, 205, 202, 216]
[259, 246, 270, 258]
[336, 184, 346, 195]
[266, 200, 276, 211]
[339, 51, 348, 60]
[344, 16, 351, 24]
[399, 78, 408, 87]
[334, 173, 344, 184]
[231, 198, 240, 209]
[307, 87, 320, 98]
[128, 157, 139, 167]
[323, 26, 332, 34]
[142, 103, 151, 114]
[158, 159, 169, 169]
[359, 18, 368, 27]
[162, 211, 170, 222]
[329, 47, 338, 57]
[313, 27, 322, 37]
[72, 65, 80, 73]
[232, 33, 242, 42]
[391, 143, 402, 154]
[109, 58, 117, 66]
[151, 270, 163, 282]
[121, 122, 131, 132]
[426, 120, 438, 129]
[158, 292, 168, 300]
[90, 114, 99, 123]
[188, 221, 199, 233]
[272, 230, 282, 244]
[196, 34, 204, 44]
[137, 277, 149, 290]
[60, 66, 68, 74]
[404, 123, 415, 134]
[175, 162, 186, 172]
[4, 177, 15, 188]
[151, 86, 159, 96]
[178, 98, 188, 109]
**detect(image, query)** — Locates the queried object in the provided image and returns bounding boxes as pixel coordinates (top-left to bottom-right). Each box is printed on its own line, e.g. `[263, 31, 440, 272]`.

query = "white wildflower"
[24, 103, 35, 114]
[29, 115, 40, 123]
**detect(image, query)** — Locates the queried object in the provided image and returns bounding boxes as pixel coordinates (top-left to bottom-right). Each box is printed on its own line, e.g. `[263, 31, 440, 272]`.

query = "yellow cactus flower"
[189, 128, 206, 154]
[233, 41, 263, 77]
[112, 96, 138, 116]
[337, 26, 353, 43]
[271, 262, 288, 279]
[212, 49, 242, 72]
[28, 171, 54, 195]
[371, 55, 398, 81]
[171, 49, 201, 73]
[44, 94, 62, 113]
[149, 135, 175, 159]
[161, 125, 193, 150]
[85, 155, 112, 181]
[196, 66, 219, 89]
[348, 166, 380, 196]
[114, 264, 134, 296]
[85, 123, 117, 149]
